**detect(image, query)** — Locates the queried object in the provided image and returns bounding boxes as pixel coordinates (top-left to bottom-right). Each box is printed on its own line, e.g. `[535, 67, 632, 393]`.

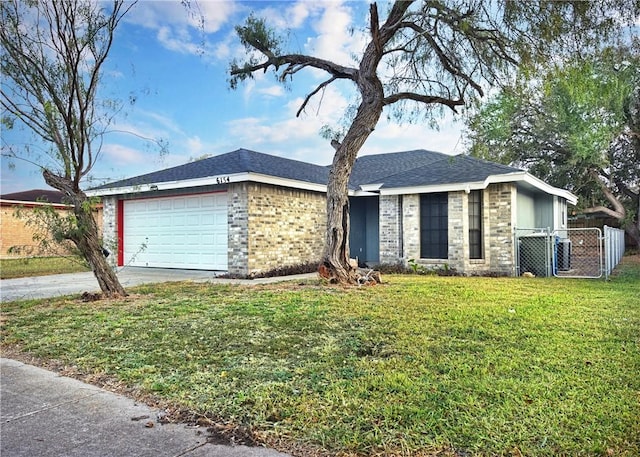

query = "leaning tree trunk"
[322, 43, 385, 283]
[323, 105, 383, 283]
[44, 170, 127, 298]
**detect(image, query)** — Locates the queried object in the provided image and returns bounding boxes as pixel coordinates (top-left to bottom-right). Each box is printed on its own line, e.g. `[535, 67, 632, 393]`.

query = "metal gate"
[553, 228, 602, 278]
[515, 228, 603, 279]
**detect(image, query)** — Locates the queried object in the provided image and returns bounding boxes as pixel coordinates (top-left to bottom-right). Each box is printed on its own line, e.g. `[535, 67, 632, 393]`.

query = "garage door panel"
[123, 193, 227, 270]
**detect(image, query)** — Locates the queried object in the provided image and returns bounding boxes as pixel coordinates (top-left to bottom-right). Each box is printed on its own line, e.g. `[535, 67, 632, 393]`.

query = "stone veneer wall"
[232, 182, 326, 276]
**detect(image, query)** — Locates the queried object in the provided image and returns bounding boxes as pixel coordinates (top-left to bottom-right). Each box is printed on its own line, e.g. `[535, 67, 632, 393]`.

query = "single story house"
[0, 189, 103, 258]
[87, 148, 577, 277]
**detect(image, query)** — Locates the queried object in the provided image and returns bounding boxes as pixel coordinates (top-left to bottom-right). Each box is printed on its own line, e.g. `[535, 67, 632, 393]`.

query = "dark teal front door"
[349, 196, 379, 265]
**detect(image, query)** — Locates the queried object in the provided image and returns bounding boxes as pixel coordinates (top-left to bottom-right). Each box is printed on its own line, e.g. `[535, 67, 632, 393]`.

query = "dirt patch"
[620, 253, 640, 265]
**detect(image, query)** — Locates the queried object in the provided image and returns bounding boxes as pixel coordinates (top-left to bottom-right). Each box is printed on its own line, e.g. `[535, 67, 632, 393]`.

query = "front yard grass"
[0, 256, 89, 279]
[1, 257, 639, 456]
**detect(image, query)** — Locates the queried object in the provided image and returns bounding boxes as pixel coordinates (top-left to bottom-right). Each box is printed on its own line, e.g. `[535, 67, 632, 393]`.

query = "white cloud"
[185, 136, 206, 156]
[257, 85, 285, 97]
[102, 143, 148, 166]
[127, 1, 236, 34]
[305, 2, 366, 67]
[126, 0, 238, 59]
[260, 1, 323, 30]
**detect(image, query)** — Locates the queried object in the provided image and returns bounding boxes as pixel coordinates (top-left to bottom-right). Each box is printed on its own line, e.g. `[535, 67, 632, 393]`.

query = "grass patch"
[2, 257, 639, 456]
[0, 256, 90, 279]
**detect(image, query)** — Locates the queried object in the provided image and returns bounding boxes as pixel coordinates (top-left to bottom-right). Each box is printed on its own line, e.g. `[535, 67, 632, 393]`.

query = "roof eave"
[85, 172, 328, 197]
[519, 173, 578, 205]
[376, 171, 578, 205]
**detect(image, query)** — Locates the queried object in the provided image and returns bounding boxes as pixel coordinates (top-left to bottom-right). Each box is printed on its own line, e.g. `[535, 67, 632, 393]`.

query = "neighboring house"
[87, 148, 577, 276]
[0, 189, 103, 258]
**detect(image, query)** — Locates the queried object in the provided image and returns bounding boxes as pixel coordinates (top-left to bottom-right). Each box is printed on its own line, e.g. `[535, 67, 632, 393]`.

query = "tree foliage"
[467, 44, 640, 247]
[229, 0, 638, 282]
[1, 0, 136, 297]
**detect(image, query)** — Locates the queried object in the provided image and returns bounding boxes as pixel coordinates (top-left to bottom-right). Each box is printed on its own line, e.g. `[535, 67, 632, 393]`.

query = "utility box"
[518, 233, 553, 277]
[556, 238, 572, 272]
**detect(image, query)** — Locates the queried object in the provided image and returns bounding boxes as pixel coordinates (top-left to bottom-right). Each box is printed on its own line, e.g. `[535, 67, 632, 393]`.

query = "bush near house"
[1, 257, 638, 457]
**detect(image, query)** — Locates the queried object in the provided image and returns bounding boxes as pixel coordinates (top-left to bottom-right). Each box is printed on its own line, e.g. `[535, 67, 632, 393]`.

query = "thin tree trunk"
[44, 170, 126, 298]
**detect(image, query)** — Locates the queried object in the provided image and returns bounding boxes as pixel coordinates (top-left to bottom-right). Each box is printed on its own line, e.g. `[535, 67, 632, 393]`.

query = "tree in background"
[1, 0, 136, 297]
[467, 44, 640, 248]
[228, 0, 637, 283]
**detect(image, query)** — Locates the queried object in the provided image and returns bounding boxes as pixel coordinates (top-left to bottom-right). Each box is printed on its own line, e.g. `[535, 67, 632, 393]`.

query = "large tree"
[229, 0, 636, 283]
[467, 45, 640, 248]
[1, 0, 135, 297]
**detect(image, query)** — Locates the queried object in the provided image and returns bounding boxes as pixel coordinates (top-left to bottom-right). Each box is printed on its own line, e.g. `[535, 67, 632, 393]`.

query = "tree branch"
[383, 92, 465, 112]
[296, 76, 338, 117]
[592, 170, 626, 216]
[398, 21, 484, 96]
[231, 53, 358, 81]
[582, 205, 624, 219]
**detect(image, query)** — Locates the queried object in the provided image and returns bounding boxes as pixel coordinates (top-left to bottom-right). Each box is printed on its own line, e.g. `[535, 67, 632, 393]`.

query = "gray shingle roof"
[92, 148, 523, 192]
[92, 148, 330, 189]
[373, 154, 522, 189]
[1, 189, 66, 204]
[348, 149, 451, 188]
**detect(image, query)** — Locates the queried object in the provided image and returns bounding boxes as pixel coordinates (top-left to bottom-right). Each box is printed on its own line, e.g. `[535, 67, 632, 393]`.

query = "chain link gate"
[515, 228, 603, 279]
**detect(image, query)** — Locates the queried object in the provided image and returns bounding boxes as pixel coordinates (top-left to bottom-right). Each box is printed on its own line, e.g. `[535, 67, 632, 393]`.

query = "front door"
[349, 196, 379, 265]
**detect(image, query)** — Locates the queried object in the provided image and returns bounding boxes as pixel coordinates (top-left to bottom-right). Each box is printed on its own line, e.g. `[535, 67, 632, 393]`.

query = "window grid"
[420, 193, 448, 259]
[469, 190, 483, 259]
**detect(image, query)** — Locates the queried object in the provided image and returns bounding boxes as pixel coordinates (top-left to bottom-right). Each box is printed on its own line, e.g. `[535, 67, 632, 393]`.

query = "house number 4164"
[216, 176, 230, 184]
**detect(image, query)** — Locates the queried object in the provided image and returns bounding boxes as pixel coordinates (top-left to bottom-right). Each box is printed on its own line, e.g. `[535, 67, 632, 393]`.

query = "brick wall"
[486, 183, 516, 275]
[101, 197, 118, 267]
[227, 183, 250, 276]
[382, 185, 516, 275]
[447, 192, 465, 270]
[1, 203, 103, 258]
[402, 194, 421, 261]
[379, 195, 401, 263]
[244, 182, 326, 276]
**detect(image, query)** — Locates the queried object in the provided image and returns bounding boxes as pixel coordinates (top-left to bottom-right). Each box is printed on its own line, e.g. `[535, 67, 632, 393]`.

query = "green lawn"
[1, 258, 639, 456]
[0, 256, 90, 279]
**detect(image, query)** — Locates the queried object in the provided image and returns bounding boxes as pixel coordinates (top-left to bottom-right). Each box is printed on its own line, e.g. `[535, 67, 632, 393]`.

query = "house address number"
[216, 176, 230, 184]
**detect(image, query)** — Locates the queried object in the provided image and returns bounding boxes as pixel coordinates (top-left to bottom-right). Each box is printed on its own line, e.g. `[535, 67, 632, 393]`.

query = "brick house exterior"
[0, 190, 103, 258]
[89, 149, 576, 277]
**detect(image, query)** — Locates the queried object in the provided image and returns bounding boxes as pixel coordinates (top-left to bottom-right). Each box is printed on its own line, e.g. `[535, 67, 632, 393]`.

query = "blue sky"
[1, 0, 467, 194]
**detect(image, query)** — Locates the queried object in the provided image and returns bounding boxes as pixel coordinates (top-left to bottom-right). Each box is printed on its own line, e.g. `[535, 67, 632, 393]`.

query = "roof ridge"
[453, 153, 523, 172]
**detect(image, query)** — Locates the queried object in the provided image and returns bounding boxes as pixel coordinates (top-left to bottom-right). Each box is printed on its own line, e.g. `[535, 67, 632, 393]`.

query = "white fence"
[514, 225, 626, 279]
[604, 225, 625, 279]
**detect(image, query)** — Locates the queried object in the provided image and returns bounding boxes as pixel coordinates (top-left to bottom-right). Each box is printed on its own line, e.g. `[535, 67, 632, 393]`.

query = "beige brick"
[0, 203, 103, 258]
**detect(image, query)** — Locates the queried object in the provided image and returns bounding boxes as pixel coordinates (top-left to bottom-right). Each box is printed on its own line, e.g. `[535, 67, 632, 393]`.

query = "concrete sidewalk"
[0, 358, 290, 457]
[0, 268, 317, 302]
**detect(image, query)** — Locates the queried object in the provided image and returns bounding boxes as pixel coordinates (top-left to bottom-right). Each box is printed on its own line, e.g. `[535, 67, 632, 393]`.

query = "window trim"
[468, 190, 483, 260]
[420, 192, 448, 260]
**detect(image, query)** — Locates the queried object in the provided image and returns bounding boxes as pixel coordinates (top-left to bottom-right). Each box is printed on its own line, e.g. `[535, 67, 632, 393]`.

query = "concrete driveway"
[0, 267, 316, 302]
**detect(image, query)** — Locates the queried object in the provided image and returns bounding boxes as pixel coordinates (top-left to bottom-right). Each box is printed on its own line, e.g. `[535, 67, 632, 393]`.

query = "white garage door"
[123, 193, 227, 270]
